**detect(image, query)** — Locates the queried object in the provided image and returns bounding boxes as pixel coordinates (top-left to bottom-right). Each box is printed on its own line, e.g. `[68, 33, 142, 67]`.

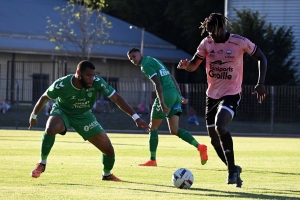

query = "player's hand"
[161, 103, 170, 115]
[252, 84, 266, 104]
[135, 118, 151, 132]
[28, 118, 37, 129]
[181, 96, 189, 104]
[177, 59, 189, 70]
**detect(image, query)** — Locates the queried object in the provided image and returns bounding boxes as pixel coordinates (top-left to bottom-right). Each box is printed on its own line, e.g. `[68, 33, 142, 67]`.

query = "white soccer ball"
[172, 168, 194, 189]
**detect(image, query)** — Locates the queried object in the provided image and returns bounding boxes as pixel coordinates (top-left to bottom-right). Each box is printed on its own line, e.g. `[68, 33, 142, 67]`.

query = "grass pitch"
[0, 130, 299, 200]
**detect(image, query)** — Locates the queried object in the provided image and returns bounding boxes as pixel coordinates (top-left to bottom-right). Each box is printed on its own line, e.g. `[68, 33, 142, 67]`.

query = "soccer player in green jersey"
[29, 60, 150, 182]
[127, 48, 208, 167]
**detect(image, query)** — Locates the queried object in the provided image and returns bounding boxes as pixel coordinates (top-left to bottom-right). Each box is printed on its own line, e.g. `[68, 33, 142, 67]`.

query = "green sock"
[41, 132, 56, 160]
[149, 130, 158, 160]
[177, 128, 199, 148]
[102, 154, 115, 174]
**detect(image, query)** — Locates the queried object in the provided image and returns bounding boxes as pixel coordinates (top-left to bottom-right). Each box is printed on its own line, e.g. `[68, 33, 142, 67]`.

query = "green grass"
[0, 130, 299, 200]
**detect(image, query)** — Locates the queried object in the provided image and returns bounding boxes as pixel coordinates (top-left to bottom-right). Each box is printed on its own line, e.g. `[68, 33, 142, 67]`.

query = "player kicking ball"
[29, 60, 150, 182]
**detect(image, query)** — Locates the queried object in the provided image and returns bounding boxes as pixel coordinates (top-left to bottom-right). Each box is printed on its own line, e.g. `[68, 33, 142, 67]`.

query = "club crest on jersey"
[217, 50, 223, 54]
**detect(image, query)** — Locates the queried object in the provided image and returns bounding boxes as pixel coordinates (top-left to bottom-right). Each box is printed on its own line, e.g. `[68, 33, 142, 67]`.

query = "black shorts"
[205, 93, 242, 127]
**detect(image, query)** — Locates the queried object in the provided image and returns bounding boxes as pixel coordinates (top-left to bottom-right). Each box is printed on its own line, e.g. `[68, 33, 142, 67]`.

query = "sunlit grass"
[0, 130, 299, 200]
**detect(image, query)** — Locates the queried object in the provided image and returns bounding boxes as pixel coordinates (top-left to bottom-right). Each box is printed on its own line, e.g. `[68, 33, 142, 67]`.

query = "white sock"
[102, 172, 111, 176]
[39, 159, 47, 165]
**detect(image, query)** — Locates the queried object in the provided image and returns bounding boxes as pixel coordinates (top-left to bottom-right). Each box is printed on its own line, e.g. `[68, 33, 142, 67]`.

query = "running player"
[29, 60, 150, 182]
[177, 13, 267, 187]
[127, 48, 208, 167]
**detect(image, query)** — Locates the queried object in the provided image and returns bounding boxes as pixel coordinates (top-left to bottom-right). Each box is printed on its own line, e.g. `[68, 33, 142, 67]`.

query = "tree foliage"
[229, 9, 299, 86]
[46, 0, 112, 60]
[88, 1, 299, 85]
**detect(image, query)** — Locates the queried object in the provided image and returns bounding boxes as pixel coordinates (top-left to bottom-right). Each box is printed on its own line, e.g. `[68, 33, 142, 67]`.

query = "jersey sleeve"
[46, 82, 59, 99]
[142, 57, 157, 79]
[195, 38, 209, 60]
[94, 76, 116, 98]
[241, 37, 257, 56]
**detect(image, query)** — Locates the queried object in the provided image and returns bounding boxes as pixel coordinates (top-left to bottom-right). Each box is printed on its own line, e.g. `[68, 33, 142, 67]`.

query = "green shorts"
[151, 88, 182, 119]
[50, 108, 104, 140]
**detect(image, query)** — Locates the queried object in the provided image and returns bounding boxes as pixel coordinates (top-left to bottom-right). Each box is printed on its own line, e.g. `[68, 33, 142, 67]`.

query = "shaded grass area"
[0, 105, 299, 135]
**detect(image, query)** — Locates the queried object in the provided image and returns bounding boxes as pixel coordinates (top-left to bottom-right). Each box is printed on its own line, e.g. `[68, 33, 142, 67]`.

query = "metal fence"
[0, 79, 299, 135]
[0, 60, 299, 134]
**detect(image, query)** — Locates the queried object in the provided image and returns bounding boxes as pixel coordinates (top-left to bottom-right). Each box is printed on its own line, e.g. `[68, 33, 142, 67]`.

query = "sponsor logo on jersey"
[71, 96, 76, 99]
[226, 50, 232, 54]
[209, 60, 234, 80]
[84, 121, 99, 131]
[173, 105, 181, 111]
[159, 69, 170, 76]
[209, 50, 215, 58]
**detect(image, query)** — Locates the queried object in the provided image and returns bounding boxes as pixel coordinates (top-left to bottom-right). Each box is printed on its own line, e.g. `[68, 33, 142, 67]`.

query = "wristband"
[132, 113, 140, 121]
[31, 113, 37, 119]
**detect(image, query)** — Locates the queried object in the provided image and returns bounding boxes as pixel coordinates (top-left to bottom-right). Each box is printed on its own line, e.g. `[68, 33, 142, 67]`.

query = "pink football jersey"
[196, 34, 257, 99]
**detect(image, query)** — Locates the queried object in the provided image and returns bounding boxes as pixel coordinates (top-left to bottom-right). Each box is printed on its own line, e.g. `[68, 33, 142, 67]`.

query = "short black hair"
[127, 48, 140, 55]
[77, 60, 95, 72]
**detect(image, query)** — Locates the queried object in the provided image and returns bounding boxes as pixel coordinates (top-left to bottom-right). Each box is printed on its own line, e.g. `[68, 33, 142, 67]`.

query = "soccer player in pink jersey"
[177, 13, 267, 188]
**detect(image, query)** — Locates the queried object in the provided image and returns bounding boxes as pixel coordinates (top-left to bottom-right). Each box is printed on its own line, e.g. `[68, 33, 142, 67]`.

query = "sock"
[40, 132, 56, 162]
[219, 132, 235, 172]
[177, 128, 199, 148]
[214, 146, 227, 166]
[149, 130, 158, 160]
[102, 154, 115, 176]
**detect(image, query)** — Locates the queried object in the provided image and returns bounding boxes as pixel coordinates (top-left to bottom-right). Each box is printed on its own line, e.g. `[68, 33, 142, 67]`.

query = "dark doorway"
[32, 74, 49, 103]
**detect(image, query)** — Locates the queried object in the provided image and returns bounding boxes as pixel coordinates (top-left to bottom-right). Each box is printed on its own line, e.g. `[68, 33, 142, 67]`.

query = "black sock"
[219, 132, 235, 172]
[214, 146, 227, 166]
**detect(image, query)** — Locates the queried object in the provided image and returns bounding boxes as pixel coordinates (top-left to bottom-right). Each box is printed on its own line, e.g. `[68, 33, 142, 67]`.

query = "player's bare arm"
[151, 75, 170, 115]
[170, 75, 188, 104]
[251, 47, 268, 104]
[109, 92, 150, 131]
[177, 56, 203, 72]
[29, 94, 51, 129]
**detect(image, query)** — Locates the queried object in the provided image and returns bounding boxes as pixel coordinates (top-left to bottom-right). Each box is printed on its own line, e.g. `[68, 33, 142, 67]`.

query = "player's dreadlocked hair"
[77, 60, 95, 72]
[199, 13, 231, 36]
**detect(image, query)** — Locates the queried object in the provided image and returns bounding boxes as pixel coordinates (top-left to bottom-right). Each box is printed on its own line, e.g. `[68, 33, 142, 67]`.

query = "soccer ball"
[172, 168, 194, 189]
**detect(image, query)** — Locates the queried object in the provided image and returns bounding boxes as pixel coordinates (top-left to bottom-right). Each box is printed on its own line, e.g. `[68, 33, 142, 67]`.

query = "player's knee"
[215, 125, 227, 135]
[103, 145, 115, 156]
[45, 126, 59, 136]
[169, 127, 179, 135]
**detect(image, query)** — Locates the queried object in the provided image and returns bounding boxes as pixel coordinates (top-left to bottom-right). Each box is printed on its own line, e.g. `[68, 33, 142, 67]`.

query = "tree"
[229, 9, 299, 86]
[46, 0, 112, 60]
[102, 0, 223, 84]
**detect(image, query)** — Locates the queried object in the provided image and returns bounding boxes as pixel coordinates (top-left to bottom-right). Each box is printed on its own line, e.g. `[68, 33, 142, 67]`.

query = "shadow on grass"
[112, 180, 300, 199]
